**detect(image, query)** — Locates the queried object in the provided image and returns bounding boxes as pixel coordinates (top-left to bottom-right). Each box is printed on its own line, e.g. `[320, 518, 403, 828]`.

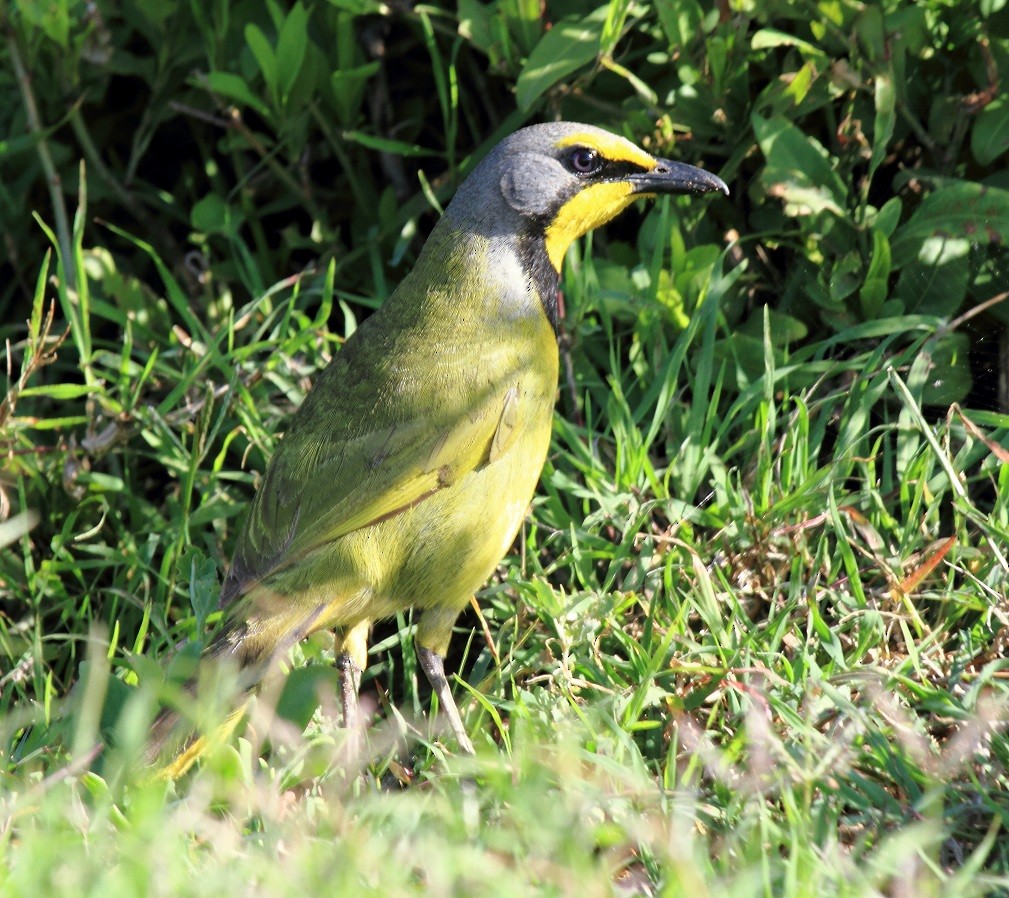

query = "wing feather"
[221, 315, 525, 605]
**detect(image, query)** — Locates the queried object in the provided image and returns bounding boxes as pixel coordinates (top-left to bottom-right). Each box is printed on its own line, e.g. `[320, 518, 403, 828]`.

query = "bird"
[148, 121, 728, 775]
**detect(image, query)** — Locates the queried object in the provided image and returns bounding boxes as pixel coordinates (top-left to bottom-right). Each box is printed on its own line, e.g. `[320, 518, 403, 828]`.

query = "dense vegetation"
[2, 0, 1009, 894]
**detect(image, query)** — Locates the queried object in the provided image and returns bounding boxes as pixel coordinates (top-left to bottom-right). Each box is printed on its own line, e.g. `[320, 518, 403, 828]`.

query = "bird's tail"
[144, 595, 326, 778]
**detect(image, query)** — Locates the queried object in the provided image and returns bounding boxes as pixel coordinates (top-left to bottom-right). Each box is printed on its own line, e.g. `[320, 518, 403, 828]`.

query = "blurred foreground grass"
[4, 1, 1009, 894]
[2, 222, 1009, 895]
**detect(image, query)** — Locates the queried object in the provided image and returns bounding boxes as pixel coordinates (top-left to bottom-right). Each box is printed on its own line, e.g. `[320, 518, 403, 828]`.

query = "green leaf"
[515, 9, 608, 111]
[894, 235, 970, 317]
[890, 181, 1009, 267]
[202, 71, 271, 119]
[330, 61, 380, 125]
[326, 0, 383, 12]
[276, 3, 309, 101]
[18, 384, 96, 400]
[829, 252, 862, 303]
[340, 130, 437, 157]
[245, 23, 278, 104]
[656, 0, 704, 51]
[458, 0, 497, 57]
[712, 331, 777, 386]
[600, 0, 632, 58]
[752, 113, 847, 216]
[499, 0, 544, 56]
[183, 548, 220, 635]
[18, 0, 71, 48]
[865, 196, 902, 238]
[920, 333, 972, 406]
[191, 194, 239, 236]
[737, 307, 808, 345]
[751, 28, 828, 65]
[275, 666, 337, 729]
[855, 3, 885, 61]
[971, 98, 1009, 166]
[860, 228, 891, 319]
[869, 69, 896, 181]
[783, 62, 816, 106]
[0, 131, 45, 157]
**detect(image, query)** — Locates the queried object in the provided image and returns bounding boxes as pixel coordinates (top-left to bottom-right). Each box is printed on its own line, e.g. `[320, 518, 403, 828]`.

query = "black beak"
[629, 159, 729, 197]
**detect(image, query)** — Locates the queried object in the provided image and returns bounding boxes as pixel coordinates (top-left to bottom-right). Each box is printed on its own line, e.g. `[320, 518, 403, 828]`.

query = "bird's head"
[445, 122, 729, 272]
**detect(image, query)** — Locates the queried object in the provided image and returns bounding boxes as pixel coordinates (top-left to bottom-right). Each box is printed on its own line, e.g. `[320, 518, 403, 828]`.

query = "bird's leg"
[333, 621, 370, 735]
[416, 644, 476, 755]
[335, 651, 361, 731]
[415, 604, 476, 753]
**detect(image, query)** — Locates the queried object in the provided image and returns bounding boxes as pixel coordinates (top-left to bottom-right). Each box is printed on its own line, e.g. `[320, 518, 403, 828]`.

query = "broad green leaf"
[737, 307, 808, 345]
[972, 98, 1009, 166]
[784, 62, 816, 106]
[458, 0, 497, 56]
[707, 35, 728, 88]
[330, 61, 380, 124]
[829, 252, 862, 303]
[500, 0, 543, 56]
[191, 194, 239, 236]
[276, 3, 309, 101]
[753, 113, 847, 216]
[920, 333, 972, 406]
[672, 244, 722, 307]
[245, 23, 278, 104]
[712, 331, 783, 387]
[130, 0, 180, 26]
[890, 181, 1009, 267]
[884, 5, 929, 56]
[869, 69, 895, 181]
[865, 196, 902, 237]
[515, 8, 608, 111]
[202, 71, 271, 119]
[276, 666, 338, 729]
[656, 0, 704, 50]
[894, 235, 970, 318]
[183, 548, 220, 635]
[0, 131, 45, 157]
[855, 3, 885, 61]
[17, 0, 70, 47]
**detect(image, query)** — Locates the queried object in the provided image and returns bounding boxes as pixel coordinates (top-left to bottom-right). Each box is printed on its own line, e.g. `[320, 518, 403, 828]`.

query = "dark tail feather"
[143, 597, 329, 777]
[143, 610, 268, 776]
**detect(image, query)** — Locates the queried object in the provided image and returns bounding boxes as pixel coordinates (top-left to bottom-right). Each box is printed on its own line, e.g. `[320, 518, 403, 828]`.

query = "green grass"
[3, 1, 1009, 891]
[2, 189, 1008, 896]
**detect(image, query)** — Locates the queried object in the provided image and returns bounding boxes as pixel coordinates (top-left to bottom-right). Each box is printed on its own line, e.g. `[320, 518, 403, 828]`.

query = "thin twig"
[946, 290, 1009, 332]
[7, 35, 75, 292]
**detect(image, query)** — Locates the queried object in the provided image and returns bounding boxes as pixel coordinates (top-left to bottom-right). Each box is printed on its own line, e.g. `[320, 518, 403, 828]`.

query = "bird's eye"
[567, 147, 602, 175]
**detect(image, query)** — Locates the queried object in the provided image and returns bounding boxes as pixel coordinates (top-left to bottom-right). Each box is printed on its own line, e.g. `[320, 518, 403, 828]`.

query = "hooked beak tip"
[633, 159, 729, 197]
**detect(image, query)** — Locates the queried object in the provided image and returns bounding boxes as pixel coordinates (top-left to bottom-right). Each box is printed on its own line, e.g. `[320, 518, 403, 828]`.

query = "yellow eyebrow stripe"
[555, 131, 657, 171]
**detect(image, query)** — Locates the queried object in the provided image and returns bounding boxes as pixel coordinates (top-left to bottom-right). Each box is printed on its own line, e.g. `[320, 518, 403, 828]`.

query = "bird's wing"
[221, 345, 523, 604]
